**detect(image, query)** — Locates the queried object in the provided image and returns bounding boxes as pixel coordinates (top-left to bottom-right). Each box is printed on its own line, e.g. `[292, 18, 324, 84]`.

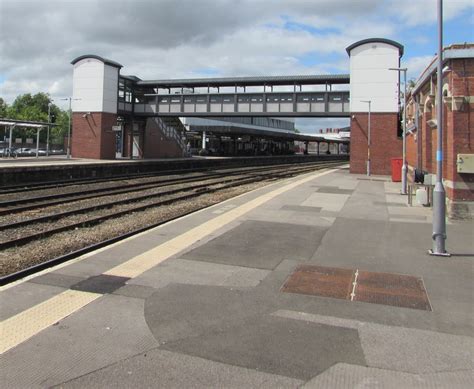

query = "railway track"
[0, 161, 330, 214]
[0, 160, 345, 284]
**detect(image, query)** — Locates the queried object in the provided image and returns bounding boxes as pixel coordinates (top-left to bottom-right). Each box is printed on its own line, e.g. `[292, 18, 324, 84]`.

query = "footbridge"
[118, 74, 350, 118]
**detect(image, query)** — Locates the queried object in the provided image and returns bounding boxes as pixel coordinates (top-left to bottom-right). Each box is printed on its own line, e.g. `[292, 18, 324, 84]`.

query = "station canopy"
[0, 118, 53, 128]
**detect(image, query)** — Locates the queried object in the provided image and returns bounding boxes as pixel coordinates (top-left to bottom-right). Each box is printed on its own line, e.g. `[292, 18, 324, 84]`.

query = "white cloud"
[403, 55, 435, 81]
[387, 0, 474, 26]
[0, 0, 469, 111]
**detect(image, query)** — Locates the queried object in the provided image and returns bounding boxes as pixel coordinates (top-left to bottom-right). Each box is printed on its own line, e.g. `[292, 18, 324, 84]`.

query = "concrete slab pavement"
[1, 166, 472, 388]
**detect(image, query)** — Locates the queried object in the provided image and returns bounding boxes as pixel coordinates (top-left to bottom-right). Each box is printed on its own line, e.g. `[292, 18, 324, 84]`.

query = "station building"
[405, 43, 474, 219]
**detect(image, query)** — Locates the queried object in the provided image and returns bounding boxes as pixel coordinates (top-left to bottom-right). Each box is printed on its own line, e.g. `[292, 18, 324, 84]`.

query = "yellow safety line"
[0, 289, 101, 354]
[105, 168, 336, 278]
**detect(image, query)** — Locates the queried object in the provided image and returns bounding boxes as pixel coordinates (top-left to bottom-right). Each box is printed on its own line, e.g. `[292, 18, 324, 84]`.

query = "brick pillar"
[72, 112, 117, 159]
[350, 112, 402, 175]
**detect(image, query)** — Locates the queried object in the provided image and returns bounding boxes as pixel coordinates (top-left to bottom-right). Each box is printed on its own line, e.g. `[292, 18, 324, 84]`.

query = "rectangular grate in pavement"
[281, 265, 431, 311]
[354, 271, 432, 311]
[281, 265, 354, 300]
[71, 274, 130, 294]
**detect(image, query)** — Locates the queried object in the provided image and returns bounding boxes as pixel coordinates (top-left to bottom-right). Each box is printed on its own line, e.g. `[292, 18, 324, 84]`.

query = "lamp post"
[360, 100, 371, 176]
[430, 0, 449, 256]
[47, 101, 53, 157]
[60, 97, 80, 159]
[389, 67, 408, 194]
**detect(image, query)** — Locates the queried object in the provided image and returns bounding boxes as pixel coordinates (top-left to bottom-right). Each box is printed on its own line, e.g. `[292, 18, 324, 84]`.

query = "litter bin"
[391, 158, 403, 182]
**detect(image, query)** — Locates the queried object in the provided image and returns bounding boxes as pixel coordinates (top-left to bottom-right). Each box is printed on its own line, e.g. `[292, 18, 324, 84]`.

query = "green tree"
[5, 93, 68, 144]
[0, 97, 7, 117]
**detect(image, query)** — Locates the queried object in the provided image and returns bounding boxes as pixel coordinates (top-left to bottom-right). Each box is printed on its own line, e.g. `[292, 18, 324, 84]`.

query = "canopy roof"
[0, 118, 55, 128]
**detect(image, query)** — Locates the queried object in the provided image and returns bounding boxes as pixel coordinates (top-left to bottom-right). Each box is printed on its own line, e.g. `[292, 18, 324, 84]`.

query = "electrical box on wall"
[457, 154, 474, 173]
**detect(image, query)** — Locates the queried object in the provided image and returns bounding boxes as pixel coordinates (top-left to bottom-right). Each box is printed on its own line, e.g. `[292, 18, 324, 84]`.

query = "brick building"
[405, 43, 474, 219]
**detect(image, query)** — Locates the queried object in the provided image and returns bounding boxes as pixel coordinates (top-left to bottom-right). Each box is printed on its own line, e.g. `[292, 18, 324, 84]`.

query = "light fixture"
[427, 119, 438, 128]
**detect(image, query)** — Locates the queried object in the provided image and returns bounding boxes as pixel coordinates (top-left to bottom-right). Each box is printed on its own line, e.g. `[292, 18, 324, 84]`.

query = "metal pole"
[389, 67, 408, 193]
[202, 130, 206, 150]
[360, 100, 371, 176]
[67, 97, 72, 159]
[401, 68, 408, 194]
[47, 102, 51, 156]
[368, 101, 371, 176]
[415, 95, 421, 170]
[8, 125, 13, 149]
[36, 128, 40, 158]
[430, 0, 448, 256]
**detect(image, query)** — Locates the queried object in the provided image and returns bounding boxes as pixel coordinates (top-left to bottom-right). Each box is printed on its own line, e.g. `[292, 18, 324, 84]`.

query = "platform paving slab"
[273, 310, 474, 374]
[54, 348, 304, 389]
[160, 314, 365, 380]
[128, 258, 270, 289]
[303, 363, 474, 389]
[181, 220, 328, 269]
[144, 284, 278, 345]
[242, 207, 337, 228]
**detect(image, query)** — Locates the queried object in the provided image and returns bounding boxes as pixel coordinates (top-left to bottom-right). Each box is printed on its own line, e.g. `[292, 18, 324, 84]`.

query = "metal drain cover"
[355, 271, 431, 311]
[281, 265, 354, 300]
[281, 265, 431, 311]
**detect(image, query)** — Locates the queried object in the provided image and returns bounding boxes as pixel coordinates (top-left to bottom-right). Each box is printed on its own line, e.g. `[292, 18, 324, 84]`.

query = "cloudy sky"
[0, 0, 472, 132]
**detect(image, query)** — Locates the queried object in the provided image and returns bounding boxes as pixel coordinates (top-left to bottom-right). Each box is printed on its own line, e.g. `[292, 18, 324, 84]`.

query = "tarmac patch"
[71, 274, 130, 294]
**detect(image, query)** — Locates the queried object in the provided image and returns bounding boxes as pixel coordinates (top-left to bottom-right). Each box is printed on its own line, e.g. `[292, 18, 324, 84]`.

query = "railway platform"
[1, 166, 473, 388]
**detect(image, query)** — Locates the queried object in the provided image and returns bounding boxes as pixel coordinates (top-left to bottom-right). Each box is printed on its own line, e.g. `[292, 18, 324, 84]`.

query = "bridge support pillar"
[71, 55, 122, 159]
[347, 38, 404, 175]
[202, 130, 207, 150]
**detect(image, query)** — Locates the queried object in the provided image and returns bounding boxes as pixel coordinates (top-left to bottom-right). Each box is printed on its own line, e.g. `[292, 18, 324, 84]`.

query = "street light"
[389, 66, 408, 195]
[360, 100, 371, 176]
[47, 101, 53, 156]
[60, 97, 80, 159]
[430, 0, 449, 256]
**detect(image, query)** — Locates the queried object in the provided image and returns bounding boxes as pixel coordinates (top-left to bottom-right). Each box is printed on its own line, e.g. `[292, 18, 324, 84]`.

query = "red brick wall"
[350, 112, 402, 175]
[143, 118, 183, 158]
[72, 112, 117, 159]
[411, 55, 474, 218]
[406, 133, 417, 169]
[421, 107, 433, 173]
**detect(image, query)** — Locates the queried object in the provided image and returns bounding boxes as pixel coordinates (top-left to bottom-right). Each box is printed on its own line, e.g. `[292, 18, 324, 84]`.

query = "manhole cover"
[281, 265, 431, 311]
[281, 265, 354, 300]
[354, 271, 431, 311]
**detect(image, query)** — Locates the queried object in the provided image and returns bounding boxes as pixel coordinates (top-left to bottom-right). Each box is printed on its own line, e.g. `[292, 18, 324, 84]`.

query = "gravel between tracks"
[0, 180, 269, 276]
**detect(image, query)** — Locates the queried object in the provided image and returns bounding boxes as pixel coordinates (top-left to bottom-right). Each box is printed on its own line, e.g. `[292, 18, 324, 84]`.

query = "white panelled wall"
[72, 58, 119, 114]
[349, 42, 401, 113]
